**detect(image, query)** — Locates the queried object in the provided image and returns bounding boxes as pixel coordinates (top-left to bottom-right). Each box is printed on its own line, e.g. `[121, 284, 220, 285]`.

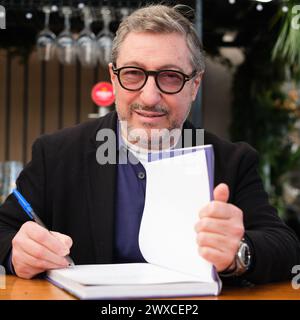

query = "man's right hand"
[12, 221, 73, 279]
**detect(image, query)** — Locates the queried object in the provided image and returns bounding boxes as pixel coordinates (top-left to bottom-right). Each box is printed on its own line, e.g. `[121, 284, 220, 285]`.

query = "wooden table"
[0, 275, 299, 300]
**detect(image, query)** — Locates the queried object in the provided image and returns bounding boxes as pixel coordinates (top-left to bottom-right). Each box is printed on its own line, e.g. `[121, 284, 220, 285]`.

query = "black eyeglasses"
[112, 65, 197, 94]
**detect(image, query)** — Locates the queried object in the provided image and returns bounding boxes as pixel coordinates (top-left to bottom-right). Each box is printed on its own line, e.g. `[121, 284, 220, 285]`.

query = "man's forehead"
[119, 31, 188, 50]
[116, 32, 191, 69]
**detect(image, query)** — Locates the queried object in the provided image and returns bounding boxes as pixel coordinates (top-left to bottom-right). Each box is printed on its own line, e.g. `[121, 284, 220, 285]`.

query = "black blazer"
[0, 111, 299, 284]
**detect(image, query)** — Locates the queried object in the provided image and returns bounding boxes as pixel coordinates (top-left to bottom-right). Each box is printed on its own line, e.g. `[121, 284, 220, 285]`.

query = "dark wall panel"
[9, 54, 24, 162]
[45, 58, 59, 135]
[0, 49, 107, 164]
[0, 50, 6, 162]
[27, 51, 41, 162]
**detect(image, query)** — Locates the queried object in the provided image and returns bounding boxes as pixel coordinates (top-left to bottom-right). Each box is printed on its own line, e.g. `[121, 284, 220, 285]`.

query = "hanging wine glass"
[56, 7, 76, 65]
[76, 7, 98, 67]
[2, 162, 23, 204]
[97, 7, 114, 67]
[120, 7, 130, 21]
[36, 6, 56, 61]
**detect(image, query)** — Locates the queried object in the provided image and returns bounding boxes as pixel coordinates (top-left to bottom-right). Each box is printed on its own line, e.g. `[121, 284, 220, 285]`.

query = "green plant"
[231, 20, 300, 216]
[272, 0, 300, 70]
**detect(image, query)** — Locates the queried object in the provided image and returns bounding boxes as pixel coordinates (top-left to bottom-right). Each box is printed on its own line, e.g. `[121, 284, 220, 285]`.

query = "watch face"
[239, 242, 251, 268]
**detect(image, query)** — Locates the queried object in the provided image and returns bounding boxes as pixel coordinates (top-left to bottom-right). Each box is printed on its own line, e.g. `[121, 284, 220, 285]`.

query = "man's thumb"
[51, 231, 73, 249]
[213, 183, 229, 203]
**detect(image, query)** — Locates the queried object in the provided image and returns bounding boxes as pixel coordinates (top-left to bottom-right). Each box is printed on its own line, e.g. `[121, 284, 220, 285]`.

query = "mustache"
[130, 103, 168, 114]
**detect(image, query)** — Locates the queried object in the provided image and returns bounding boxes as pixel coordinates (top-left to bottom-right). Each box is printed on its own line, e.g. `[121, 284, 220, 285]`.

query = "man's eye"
[123, 70, 143, 76]
[159, 72, 182, 82]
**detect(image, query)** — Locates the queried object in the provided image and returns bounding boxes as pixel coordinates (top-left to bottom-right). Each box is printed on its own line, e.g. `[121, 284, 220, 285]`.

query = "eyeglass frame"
[112, 65, 198, 94]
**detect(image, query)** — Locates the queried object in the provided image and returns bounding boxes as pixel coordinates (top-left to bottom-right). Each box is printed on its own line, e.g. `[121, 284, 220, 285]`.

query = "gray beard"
[116, 102, 191, 150]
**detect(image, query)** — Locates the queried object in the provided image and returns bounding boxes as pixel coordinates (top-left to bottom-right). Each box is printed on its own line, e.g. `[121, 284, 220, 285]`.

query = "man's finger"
[13, 246, 69, 270]
[12, 261, 45, 279]
[50, 231, 73, 249]
[18, 237, 70, 266]
[196, 232, 227, 253]
[199, 201, 238, 219]
[198, 246, 233, 272]
[194, 216, 228, 235]
[23, 222, 70, 256]
[213, 183, 229, 203]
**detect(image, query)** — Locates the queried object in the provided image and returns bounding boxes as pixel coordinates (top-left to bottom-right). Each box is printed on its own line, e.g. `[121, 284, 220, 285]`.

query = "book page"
[48, 263, 202, 285]
[139, 146, 214, 282]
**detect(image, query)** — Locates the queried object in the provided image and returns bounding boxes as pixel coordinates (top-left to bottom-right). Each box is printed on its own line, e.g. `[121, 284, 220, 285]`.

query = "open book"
[47, 144, 222, 299]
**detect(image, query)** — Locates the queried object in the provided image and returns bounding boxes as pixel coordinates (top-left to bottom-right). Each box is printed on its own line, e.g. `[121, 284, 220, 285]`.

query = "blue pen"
[13, 189, 75, 266]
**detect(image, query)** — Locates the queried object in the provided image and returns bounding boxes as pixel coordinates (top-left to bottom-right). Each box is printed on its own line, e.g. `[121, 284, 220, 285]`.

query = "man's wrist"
[219, 238, 252, 277]
[221, 259, 237, 274]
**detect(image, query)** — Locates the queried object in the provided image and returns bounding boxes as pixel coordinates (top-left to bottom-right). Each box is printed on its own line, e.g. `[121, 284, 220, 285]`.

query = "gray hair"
[111, 4, 205, 73]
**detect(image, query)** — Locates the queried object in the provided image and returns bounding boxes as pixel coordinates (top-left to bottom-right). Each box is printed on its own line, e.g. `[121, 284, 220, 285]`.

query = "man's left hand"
[194, 183, 244, 272]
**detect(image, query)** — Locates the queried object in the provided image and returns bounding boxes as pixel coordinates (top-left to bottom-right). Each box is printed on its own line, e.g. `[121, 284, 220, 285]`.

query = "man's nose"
[139, 76, 162, 106]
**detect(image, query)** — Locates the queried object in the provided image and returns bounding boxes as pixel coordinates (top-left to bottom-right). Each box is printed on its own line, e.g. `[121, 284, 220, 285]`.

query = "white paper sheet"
[139, 146, 214, 282]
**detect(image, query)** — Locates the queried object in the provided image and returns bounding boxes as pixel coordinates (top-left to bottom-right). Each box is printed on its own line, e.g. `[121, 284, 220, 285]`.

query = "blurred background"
[0, 0, 300, 238]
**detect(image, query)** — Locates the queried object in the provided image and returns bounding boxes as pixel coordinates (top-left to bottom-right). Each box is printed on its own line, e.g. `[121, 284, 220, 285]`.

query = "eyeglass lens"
[119, 68, 185, 93]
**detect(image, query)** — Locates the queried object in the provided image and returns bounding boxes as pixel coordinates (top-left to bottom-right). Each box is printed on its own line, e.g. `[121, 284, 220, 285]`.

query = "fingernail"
[60, 248, 69, 256]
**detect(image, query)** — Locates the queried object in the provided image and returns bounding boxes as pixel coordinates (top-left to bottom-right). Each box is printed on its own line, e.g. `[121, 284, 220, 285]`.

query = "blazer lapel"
[84, 111, 118, 263]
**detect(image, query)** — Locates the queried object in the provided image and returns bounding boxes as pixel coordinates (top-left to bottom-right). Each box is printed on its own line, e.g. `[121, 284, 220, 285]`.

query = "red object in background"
[91, 82, 115, 107]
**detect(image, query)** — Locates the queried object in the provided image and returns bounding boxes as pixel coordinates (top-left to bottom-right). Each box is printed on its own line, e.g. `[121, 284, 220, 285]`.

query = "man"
[0, 4, 299, 283]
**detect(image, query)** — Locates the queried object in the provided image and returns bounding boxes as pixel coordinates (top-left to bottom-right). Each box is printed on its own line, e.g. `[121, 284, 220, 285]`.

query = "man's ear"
[108, 62, 115, 82]
[192, 72, 203, 101]
[108, 62, 116, 94]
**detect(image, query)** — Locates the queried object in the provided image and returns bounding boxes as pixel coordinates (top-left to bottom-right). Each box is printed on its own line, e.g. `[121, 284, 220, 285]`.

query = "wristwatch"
[220, 238, 252, 277]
